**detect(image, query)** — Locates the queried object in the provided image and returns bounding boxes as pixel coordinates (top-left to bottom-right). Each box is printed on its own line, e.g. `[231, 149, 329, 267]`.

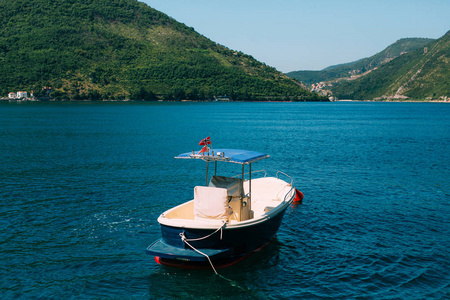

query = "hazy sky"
[142, 0, 450, 73]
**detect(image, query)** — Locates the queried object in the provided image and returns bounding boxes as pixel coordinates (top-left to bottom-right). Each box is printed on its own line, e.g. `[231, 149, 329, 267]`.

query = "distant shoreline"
[336, 99, 450, 103]
[1, 98, 449, 103]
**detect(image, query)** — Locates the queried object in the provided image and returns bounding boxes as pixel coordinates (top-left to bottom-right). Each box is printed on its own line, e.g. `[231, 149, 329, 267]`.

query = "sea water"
[0, 101, 449, 299]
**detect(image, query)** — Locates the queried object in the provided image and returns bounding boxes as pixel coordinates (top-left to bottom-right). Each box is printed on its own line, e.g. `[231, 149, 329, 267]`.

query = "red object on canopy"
[199, 136, 211, 145]
[198, 145, 210, 155]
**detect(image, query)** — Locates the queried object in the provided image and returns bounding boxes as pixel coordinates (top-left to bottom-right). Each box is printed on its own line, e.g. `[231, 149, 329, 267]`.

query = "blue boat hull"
[146, 203, 290, 268]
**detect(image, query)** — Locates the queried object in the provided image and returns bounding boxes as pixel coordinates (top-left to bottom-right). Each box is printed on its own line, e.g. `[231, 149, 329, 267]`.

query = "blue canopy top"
[175, 148, 269, 165]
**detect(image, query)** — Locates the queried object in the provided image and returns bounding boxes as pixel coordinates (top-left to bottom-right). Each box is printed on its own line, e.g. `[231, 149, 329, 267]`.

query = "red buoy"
[293, 188, 304, 202]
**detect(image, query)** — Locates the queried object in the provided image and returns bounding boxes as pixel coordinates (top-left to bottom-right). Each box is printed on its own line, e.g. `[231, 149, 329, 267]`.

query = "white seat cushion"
[194, 186, 233, 220]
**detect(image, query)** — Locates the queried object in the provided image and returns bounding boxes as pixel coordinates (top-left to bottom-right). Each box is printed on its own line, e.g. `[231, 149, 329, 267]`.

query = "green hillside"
[0, 0, 325, 101]
[330, 31, 450, 100]
[286, 38, 434, 86]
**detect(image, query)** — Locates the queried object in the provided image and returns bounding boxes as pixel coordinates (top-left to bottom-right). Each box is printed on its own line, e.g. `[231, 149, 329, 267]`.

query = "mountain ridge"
[0, 0, 325, 101]
[330, 30, 450, 100]
[286, 38, 434, 86]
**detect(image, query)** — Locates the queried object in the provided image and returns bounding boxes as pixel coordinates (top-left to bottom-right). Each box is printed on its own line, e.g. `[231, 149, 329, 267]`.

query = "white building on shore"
[8, 92, 16, 99]
[16, 91, 27, 99]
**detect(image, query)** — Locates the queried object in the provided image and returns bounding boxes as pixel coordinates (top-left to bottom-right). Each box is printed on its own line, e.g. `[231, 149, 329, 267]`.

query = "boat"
[213, 95, 231, 101]
[146, 137, 303, 272]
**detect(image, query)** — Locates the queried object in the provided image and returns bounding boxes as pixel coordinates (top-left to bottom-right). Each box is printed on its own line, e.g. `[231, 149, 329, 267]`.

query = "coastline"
[336, 99, 450, 103]
[2, 97, 449, 103]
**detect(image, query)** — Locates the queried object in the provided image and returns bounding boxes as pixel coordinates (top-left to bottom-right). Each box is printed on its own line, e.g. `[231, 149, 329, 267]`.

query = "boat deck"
[246, 177, 293, 218]
[158, 177, 294, 228]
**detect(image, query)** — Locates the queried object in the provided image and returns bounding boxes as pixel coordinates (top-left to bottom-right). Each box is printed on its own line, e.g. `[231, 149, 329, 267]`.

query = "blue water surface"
[0, 101, 449, 299]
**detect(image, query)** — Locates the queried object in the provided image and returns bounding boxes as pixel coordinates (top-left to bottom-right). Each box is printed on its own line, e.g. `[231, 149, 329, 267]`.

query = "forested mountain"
[330, 31, 450, 100]
[0, 0, 325, 101]
[286, 38, 434, 86]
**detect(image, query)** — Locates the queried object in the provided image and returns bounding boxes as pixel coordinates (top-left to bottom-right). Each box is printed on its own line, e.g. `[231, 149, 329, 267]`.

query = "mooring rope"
[181, 220, 227, 242]
[179, 220, 228, 274]
[181, 237, 219, 274]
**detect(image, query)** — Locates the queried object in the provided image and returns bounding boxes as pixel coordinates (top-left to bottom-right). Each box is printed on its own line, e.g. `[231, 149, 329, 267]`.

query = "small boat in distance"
[213, 95, 231, 101]
[146, 137, 302, 272]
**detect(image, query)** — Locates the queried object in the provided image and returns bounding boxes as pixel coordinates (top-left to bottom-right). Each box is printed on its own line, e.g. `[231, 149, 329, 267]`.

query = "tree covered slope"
[330, 31, 450, 100]
[0, 0, 325, 101]
[286, 38, 434, 86]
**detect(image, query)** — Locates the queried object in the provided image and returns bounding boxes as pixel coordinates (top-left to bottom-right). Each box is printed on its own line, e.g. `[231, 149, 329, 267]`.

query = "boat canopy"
[175, 148, 269, 165]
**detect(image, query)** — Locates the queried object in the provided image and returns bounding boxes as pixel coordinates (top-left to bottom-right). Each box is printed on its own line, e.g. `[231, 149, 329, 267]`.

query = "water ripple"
[1, 102, 449, 299]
